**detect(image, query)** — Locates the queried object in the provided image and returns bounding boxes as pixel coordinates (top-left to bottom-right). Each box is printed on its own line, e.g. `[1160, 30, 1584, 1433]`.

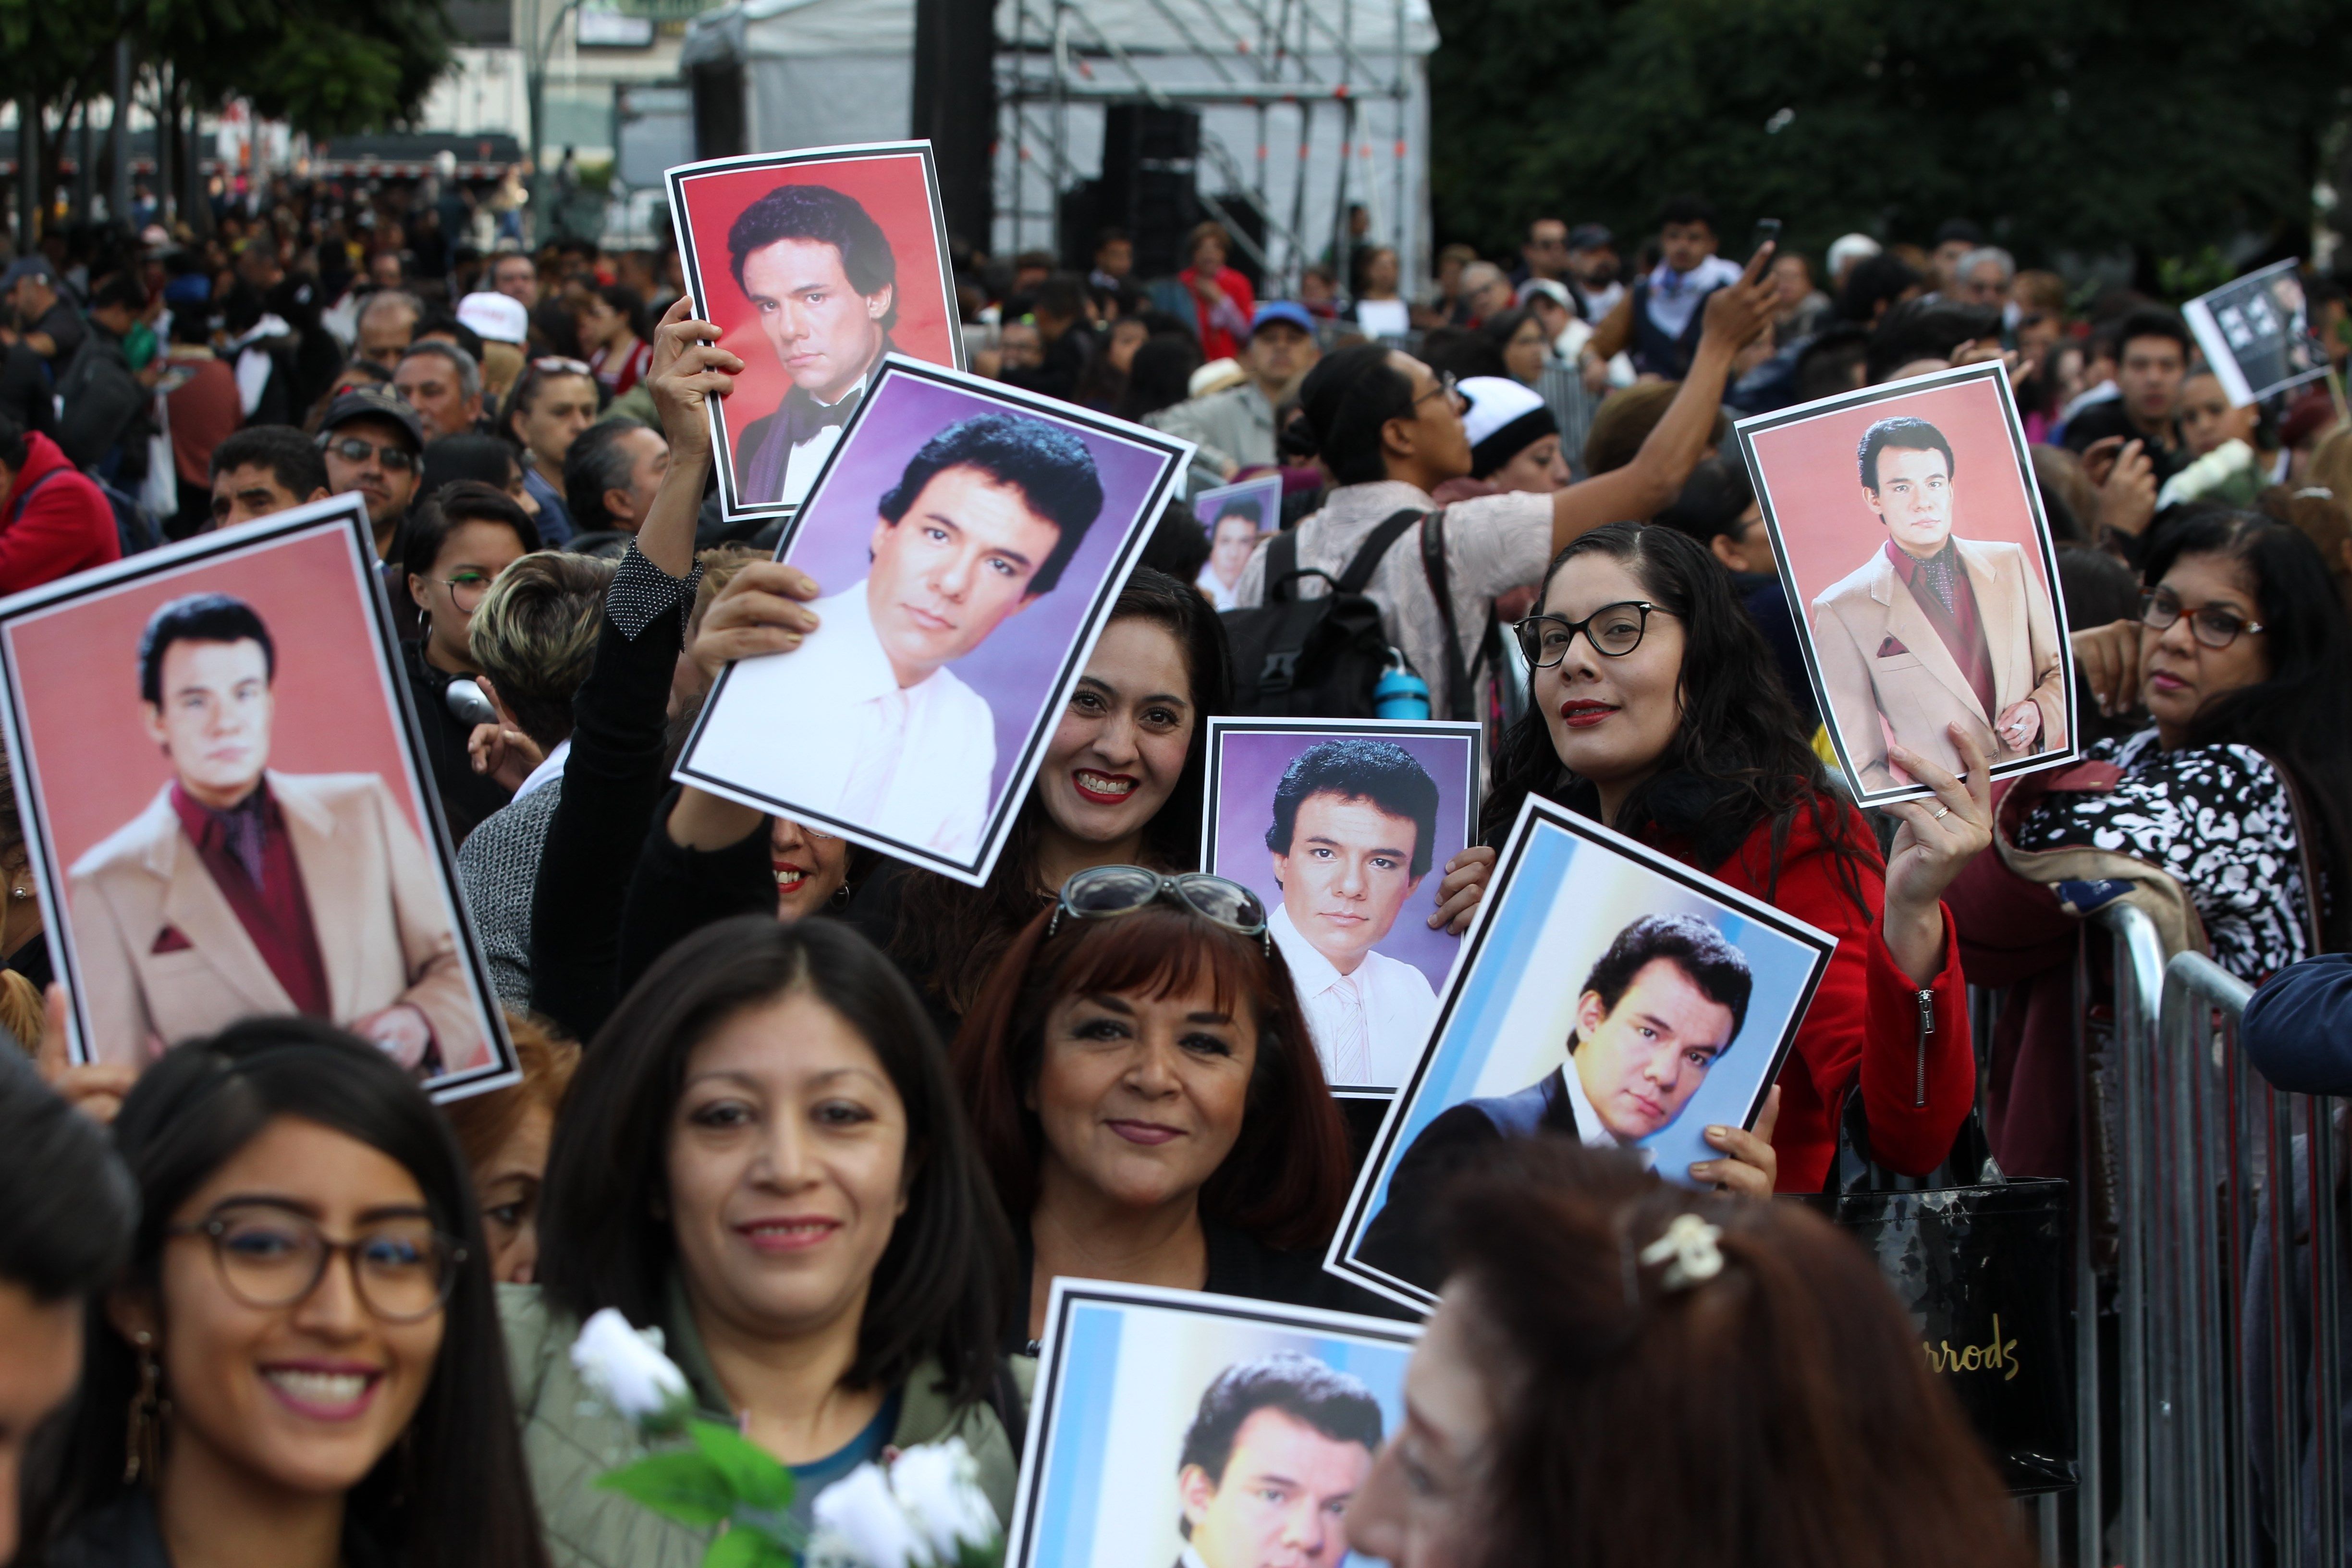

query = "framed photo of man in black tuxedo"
[1327, 796, 1834, 1311]
[667, 141, 966, 525]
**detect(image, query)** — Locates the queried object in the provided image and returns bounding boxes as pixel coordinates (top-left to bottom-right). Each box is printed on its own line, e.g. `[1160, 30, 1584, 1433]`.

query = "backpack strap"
[1417, 508, 1484, 722]
[1335, 508, 1428, 595]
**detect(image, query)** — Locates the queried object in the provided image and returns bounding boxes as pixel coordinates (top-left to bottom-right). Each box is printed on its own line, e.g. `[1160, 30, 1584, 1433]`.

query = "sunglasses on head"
[1049, 866, 1269, 953]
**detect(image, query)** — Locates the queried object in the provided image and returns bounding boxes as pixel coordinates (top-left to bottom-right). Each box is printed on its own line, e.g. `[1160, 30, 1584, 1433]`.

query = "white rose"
[812, 1462, 925, 1568]
[888, 1439, 998, 1562]
[569, 1307, 693, 1433]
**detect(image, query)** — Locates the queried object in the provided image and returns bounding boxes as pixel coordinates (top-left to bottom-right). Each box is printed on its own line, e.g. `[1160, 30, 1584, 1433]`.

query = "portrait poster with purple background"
[1202, 718, 1481, 1095]
[676, 356, 1191, 887]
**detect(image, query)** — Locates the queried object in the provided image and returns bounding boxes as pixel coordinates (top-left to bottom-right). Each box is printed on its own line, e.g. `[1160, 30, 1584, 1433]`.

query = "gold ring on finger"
[1932, 805, 1951, 821]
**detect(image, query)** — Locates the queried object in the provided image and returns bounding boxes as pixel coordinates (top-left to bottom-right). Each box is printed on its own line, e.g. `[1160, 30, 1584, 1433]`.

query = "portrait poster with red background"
[0, 495, 513, 1097]
[668, 142, 962, 523]
[1734, 362, 2077, 804]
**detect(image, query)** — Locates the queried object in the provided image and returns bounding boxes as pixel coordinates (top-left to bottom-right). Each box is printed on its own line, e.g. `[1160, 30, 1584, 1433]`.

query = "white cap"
[1826, 233, 1883, 277]
[456, 291, 530, 345]
[1189, 357, 1248, 399]
[1459, 377, 1548, 448]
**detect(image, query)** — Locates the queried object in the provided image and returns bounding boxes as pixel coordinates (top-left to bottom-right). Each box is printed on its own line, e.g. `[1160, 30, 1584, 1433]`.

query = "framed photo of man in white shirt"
[1201, 718, 1480, 1095]
[1328, 796, 1834, 1311]
[667, 142, 966, 525]
[1188, 475, 1281, 612]
[676, 356, 1192, 886]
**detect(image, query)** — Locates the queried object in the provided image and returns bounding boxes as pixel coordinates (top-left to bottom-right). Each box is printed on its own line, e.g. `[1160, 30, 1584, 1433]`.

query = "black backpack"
[1220, 508, 1423, 717]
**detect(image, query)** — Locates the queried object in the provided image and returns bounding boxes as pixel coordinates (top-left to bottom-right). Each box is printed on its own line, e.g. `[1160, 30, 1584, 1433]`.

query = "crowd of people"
[0, 180, 2345, 1568]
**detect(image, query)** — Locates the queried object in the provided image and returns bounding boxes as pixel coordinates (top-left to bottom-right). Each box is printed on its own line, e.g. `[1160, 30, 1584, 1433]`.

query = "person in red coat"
[1472, 521, 1988, 1193]
[0, 415, 121, 595]
[1179, 221, 1256, 364]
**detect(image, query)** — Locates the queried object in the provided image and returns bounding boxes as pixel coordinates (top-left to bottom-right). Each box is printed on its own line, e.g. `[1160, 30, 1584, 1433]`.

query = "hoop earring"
[830, 879, 853, 911]
[122, 1332, 165, 1485]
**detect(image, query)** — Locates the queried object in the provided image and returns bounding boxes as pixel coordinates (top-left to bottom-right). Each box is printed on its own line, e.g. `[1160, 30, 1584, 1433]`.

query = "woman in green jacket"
[506, 915, 1021, 1568]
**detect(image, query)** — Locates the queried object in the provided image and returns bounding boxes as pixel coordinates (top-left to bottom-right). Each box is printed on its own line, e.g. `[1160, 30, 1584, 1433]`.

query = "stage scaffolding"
[994, 0, 1433, 294]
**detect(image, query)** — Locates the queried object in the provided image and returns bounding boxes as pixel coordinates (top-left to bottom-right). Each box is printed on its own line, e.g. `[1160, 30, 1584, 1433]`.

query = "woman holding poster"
[1483, 522, 1988, 1192]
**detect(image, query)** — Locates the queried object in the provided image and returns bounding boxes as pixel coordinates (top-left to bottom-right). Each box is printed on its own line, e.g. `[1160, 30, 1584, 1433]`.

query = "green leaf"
[594, 1450, 738, 1527]
[704, 1528, 798, 1568]
[688, 1419, 797, 1512]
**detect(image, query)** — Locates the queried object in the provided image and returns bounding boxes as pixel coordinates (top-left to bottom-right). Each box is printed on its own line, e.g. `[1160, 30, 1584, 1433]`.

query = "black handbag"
[1805, 1093, 2078, 1494]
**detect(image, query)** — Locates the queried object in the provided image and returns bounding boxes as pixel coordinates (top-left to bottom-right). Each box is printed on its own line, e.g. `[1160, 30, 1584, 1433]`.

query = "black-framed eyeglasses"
[167, 1201, 465, 1323]
[1048, 865, 1269, 953]
[1513, 601, 1662, 667]
[322, 435, 417, 473]
[1414, 368, 1462, 414]
[435, 570, 499, 612]
[2140, 587, 2265, 649]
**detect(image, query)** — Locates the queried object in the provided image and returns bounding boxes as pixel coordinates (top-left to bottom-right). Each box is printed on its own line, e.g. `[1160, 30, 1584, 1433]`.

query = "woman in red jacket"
[1178, 221, 1255, 363]
[1480, 521, 1989, 1191]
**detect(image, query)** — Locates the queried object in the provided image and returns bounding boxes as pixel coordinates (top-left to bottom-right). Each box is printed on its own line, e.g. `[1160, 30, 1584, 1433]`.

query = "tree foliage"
[0, 0, 455, 139]
[1427, 0, 2352, 271]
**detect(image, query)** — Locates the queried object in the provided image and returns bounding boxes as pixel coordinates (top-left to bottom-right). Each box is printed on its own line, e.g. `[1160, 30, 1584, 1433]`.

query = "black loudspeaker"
[1090, 103, 1202, 278]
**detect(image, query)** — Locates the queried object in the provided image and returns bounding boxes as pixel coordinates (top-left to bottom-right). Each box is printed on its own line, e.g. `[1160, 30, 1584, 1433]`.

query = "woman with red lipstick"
[28, 1019, 548, 1568]
[954, 870, 1377, 1348]
[1952, 512, 2352, 1177]
[1485, 522, 1989, 1194]
[509, 917, 1021, 1562]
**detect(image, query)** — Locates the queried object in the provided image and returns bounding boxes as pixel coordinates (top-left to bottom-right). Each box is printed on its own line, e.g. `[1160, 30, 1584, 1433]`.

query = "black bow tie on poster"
[1807, 1092, 2077, 1495]
[784, 385, 862, 448]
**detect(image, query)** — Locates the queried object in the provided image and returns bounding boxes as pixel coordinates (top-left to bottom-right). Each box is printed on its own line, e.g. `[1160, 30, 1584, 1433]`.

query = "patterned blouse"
[2011, 728, 2312, 981]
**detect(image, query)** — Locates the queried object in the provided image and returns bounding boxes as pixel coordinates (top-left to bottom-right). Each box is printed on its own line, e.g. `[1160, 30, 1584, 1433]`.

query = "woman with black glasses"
[1995, 510, 2352, 980]
[951, 867, 1377, 1345]
[1953, 511, 2352, 1178]
[1484, 522, 1990, 1196]
[25, 1018, 549, 1568]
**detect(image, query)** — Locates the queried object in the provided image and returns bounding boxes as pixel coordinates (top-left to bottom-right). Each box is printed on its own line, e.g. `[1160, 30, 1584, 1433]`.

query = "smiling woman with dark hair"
[511, 916, 1020, 1564]
[25, 1018, 551, 1568]
[952, 876, 1365, 1347]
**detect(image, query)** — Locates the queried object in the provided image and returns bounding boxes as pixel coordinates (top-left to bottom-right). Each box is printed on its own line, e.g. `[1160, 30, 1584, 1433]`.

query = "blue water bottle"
[1373, 650, 1431, 720]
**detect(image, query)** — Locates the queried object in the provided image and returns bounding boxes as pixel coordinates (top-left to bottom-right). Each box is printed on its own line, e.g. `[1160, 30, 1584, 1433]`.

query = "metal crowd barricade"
[2081, 903, 2346, 1567]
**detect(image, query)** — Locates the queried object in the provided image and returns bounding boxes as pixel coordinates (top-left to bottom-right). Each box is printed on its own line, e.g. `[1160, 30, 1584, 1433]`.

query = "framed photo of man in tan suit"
[0, 494, 516, 1100]
[1734, 362, 2079, 807]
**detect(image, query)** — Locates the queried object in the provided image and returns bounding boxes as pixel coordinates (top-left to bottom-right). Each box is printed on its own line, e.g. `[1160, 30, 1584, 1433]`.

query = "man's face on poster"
[740, 236, 893, 405]
[145, 638, 274, 810]
[1863, 443, 1953, 561]
[865, 464, 1061, 686]
[1210, 512, 1260, 586]
[1180, 1407, 1372, 1568]
[1571, 956, 1735, 1143]
[1271, 791, 1422, 972]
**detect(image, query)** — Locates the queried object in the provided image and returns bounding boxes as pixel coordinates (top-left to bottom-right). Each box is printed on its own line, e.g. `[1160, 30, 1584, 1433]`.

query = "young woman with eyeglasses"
[951, 867, 1374, 1346]
[24, 1018, 549, 1568]
[399, 481, 540, 846]
[1484, 522, 1990, 1195]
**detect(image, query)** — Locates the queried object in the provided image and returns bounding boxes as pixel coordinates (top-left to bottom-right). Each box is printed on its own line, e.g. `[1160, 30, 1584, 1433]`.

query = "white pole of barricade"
[2100, 903, 2167, 1568]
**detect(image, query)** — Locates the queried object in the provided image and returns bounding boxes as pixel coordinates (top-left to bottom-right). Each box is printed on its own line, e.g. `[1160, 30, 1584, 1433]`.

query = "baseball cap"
[0, 257, 55, 291]
[1518, 278, 1572, 310]
[1568, 224, 1613, 252]
[455, 291, 529, 346]
[1250, 300, 1317, 338]
[317, 389, 426, 451]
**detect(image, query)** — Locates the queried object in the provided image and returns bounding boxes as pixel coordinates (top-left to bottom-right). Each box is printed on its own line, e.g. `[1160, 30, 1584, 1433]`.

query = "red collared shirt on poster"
[1884, 538, 1997, 719]
[169, 779, 333, 1019]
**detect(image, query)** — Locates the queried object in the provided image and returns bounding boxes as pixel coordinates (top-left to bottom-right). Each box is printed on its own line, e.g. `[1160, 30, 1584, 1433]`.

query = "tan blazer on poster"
[65, 772, 484, 1069]
[1810, 537, 2067, 793]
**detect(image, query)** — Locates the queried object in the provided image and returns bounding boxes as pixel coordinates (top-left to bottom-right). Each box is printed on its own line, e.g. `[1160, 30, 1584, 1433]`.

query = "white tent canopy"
[681, 0, 1435, 282]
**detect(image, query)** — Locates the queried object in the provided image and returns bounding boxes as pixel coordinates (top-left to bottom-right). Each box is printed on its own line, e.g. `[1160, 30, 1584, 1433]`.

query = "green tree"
[1428, 0, 2352, 277]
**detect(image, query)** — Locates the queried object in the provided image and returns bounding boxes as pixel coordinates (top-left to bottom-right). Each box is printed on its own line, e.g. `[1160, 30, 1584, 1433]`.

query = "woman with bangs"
[952, 868, 1379, 1348]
